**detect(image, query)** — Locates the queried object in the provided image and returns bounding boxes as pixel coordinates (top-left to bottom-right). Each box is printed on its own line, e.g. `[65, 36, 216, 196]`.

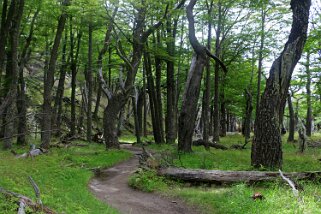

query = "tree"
[41, 0, 69, 149]
[251, 0, 311, 169]
[178, 0, 226, 152]
[3, 0, 25, 149]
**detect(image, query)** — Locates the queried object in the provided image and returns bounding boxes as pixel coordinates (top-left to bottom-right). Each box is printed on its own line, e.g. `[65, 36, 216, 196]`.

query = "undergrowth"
[0, 141, 132, 213]
[130, 133, 321, 214]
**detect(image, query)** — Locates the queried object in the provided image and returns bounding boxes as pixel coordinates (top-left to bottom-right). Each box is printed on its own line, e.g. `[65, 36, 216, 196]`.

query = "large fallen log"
[158, 167, 321, 184]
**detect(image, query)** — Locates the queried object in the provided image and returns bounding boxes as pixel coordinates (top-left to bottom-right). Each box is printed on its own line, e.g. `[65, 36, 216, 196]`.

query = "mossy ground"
[0, 141, 132, 213]
[130, 133, 321, 214]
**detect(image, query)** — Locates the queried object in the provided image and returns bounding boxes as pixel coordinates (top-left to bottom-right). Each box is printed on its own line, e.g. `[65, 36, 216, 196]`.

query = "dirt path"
[89, 145, 200, 214]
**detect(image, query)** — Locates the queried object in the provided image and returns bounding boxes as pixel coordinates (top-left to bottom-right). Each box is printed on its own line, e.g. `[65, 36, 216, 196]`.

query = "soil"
[88, 144, 200, 214]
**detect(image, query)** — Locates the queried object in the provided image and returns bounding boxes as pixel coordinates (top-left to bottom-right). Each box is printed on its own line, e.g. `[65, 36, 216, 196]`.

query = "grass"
[0, 141, 132, 213]
[129, 133, 321, 214]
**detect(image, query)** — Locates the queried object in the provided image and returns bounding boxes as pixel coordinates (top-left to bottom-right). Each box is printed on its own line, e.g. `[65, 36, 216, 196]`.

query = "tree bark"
[251, 0, 311, 169]
[103, 93, 127, 149]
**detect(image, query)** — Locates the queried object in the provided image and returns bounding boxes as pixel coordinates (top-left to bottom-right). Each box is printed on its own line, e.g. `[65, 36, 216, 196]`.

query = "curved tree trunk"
[178, 56, 206, 152]
[251, 0, 311, 169]
[178, 0, 226, 152]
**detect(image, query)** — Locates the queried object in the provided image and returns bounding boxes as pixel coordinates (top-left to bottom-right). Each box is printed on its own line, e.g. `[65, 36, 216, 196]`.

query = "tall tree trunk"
[0, 0, 13, 77]
[255, 5, 266, 122]
[145, 50, 163, 144]
[132, 90, 141, 144]
[305, 52, 312, 137]
[3, 0, 25, 149]
[243, 89, 253, 141]
[178, 55, 206, 152]
[41, 0, 69, 148]
[69, 22, 81, 137]
[178, 0, 226, 152]
[251, 0, 311, 169]
[165, 14, 179, 144]
[137, 88, 143, 136]
[154, 33, 165, 143]
[219, 95, 226, 137]
[287, 92, 295, 142]
[213, 1, 222, 142]
[16, 5, 39, 145]
[202, 0, 213, 149]
[53, 30, 68, 137]
[87, 23, 93, 142]
[143, 67, 147, 136]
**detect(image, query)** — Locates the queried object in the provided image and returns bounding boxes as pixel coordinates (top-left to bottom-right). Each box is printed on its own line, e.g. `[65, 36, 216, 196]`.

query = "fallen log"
[11, 148, 47, 159]
[0, 187, 56, 214]
[193, 139, 228, 150]
[158, 167, 321, 184]
[50, 143, 89, 149]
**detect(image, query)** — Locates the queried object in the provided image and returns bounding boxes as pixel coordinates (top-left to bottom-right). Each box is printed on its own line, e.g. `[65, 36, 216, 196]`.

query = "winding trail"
[89, 145, 199, 214]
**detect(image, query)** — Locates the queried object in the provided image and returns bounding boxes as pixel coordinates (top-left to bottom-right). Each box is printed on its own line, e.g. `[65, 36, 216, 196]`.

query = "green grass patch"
[0, 141, 132, 213]
[128, 169, 168, 192]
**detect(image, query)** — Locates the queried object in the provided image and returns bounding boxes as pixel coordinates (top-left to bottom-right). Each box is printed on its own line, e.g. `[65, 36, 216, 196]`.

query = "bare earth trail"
[89, 145, 200, 214]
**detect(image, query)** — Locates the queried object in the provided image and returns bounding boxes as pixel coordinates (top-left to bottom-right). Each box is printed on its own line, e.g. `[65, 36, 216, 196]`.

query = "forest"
[0, 0, 321, 213]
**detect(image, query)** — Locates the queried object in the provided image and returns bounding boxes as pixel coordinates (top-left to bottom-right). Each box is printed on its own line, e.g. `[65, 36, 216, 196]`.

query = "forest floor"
[128, 133, 321, 213]
[89, 144, 200, 214]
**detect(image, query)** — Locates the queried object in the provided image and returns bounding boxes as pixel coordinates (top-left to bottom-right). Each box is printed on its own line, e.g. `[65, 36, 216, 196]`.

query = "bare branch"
[205, 48, 228, 73]
[279, 169, 299, 197]
[114, 38, 133, 70]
